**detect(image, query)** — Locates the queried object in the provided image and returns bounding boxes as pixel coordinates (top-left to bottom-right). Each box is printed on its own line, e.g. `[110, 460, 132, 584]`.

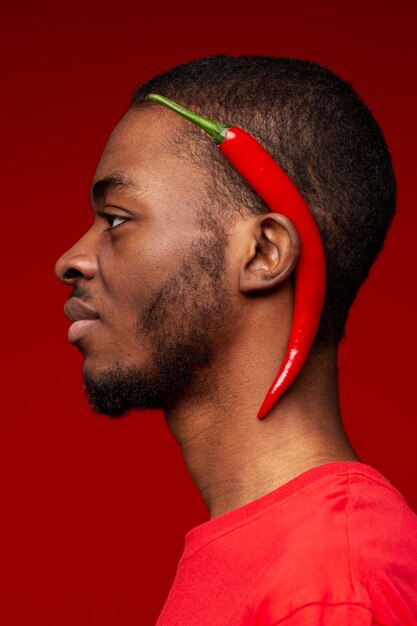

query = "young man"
[55, 56, 417, 624]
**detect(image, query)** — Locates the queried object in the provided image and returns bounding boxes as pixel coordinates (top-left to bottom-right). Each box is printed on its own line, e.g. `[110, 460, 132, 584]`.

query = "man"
[55, 56, 417, 624]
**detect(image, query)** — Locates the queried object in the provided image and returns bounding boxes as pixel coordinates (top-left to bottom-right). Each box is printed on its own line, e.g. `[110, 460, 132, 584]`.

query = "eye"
[98, 211, 129, 231]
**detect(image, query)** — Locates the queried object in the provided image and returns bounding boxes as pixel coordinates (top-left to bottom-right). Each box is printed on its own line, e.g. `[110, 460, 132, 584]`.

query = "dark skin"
[55, 106, 359, 519]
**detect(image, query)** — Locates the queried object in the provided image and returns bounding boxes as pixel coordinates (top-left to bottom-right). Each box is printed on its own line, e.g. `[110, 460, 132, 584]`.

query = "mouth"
[64, 298, 101, 345]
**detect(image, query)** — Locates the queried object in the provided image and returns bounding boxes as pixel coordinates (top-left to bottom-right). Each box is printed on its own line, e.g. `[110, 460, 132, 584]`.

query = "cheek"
[108, 273, 147, 326]
[98, 223, 197, 315]
[98, 250, 163, 328]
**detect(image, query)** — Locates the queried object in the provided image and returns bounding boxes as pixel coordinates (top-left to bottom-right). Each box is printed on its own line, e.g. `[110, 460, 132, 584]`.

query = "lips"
[64, 298, 101, 344]
[64, 298, 100, 323]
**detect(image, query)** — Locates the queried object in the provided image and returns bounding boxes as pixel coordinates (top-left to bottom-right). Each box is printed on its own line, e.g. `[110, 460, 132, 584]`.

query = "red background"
[2, 1, 416, 624]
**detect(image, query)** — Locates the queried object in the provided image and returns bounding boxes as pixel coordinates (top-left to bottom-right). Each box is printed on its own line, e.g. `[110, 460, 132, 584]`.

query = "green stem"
[146, 94, 230, 144]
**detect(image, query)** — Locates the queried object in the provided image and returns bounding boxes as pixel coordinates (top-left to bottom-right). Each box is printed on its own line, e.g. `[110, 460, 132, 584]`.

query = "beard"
[83, 224, 230, 418]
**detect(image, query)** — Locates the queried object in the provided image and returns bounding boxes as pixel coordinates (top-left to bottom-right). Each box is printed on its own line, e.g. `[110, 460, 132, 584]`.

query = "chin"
[82, 354, 128, 376]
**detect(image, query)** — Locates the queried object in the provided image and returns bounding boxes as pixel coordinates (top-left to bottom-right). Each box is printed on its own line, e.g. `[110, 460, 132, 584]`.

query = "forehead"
[93, 107, 207, 206]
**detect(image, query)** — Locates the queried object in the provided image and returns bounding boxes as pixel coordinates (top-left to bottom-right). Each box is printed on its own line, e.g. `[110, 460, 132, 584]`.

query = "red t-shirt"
[156, 461, 417, 625]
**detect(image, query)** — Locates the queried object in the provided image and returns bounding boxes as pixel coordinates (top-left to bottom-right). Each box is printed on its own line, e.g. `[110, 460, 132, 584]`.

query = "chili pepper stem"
[147, 94, 230, 144]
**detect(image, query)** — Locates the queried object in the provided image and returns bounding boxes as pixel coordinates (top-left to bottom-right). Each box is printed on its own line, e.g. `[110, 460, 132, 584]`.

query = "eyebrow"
[90, 173, 143, 205]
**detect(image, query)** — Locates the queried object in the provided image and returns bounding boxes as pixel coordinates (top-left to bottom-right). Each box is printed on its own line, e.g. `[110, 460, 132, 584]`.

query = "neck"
[164, 344, 359, 520]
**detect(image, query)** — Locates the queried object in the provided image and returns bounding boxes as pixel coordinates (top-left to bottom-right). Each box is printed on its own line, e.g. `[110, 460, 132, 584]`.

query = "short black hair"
[130, 55, 396, 348]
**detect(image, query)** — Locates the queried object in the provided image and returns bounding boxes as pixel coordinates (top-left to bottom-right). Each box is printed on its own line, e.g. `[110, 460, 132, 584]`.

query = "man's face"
[55, 107, 232, 416]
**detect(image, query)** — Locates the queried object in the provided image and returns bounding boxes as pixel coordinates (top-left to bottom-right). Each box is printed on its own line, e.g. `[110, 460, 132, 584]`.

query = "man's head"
[131, 55, 396, 348]
[55, 55, 396, 417]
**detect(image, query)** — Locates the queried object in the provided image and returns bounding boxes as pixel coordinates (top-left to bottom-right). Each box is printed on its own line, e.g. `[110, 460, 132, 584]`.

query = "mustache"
[69, 284, 93, 303]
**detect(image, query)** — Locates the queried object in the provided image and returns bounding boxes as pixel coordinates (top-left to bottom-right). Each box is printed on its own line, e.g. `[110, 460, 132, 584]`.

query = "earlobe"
[239, 213, 301, 293]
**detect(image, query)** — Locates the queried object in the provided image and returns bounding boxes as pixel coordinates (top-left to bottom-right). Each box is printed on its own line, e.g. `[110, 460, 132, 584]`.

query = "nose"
[54, 229, 98, 285]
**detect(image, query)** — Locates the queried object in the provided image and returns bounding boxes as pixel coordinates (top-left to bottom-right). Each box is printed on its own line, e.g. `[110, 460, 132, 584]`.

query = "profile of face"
[55, 107, 233, 417]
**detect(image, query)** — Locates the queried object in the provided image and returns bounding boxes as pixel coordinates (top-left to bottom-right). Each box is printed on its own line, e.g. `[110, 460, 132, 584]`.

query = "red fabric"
[156, 462, 417, 625]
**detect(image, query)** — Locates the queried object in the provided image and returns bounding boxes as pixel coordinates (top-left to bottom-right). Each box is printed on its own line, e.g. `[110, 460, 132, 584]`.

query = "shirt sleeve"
[274, 602, 375, 625]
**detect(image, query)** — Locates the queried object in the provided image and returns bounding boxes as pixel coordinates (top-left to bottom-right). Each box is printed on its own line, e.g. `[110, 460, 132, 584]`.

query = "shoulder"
[278, 464, 417, 592]
[237, 464, 417, 625]
[338, 466, 417, 577]
[275, 463, 417, 563]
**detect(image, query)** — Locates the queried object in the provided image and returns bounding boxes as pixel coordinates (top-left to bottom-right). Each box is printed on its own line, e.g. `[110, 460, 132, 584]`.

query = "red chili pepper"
[146, 94, 326, 419]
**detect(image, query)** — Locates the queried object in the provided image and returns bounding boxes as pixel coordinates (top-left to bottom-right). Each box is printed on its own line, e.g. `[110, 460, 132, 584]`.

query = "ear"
[238, 213, 301, 293]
